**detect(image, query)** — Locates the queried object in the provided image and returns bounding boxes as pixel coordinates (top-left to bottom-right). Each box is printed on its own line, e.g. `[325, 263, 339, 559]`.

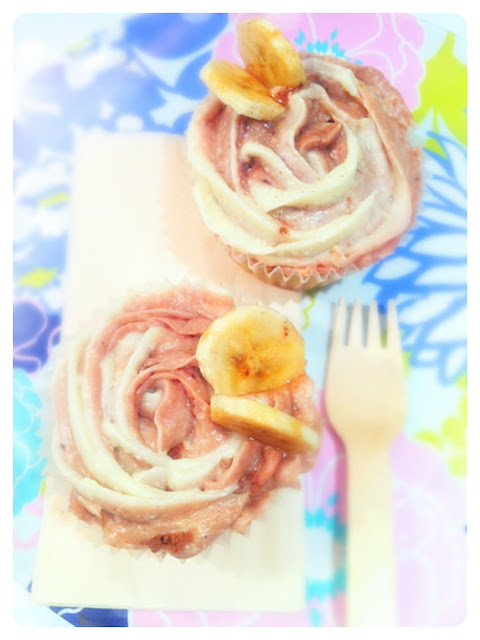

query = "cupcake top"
[187, 19, 422, 288]
[52, 286, 321, 559]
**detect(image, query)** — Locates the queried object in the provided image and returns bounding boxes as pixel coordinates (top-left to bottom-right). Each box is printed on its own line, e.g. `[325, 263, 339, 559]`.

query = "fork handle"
[346, 447, 397, 626]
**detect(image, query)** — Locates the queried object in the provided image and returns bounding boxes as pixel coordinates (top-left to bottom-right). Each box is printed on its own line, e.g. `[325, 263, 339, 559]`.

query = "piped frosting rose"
[52, 287, 320, 558]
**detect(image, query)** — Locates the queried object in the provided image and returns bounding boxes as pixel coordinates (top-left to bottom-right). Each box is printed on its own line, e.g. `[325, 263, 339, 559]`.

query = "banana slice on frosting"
[200, 60, 285, 120]
[210, 395, 318, 453]
[237, 17, 306, 89]
[199, 18, 305, 120]
[196, 305, 305, 396]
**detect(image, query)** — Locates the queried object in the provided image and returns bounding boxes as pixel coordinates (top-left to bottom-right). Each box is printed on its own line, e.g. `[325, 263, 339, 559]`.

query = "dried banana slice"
[237, 18, 306, 89]
[210, 395, 319, 453]
[200, 60, 285, 120]
[196, 305, 305, 396]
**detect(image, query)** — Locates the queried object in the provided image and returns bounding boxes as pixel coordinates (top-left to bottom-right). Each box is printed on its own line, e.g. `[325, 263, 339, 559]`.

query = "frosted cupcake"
[187, 18, 422, 290]
[51, 286, 321, 559]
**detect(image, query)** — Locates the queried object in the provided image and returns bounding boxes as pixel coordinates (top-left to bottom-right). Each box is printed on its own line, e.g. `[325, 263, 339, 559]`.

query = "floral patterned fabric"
[13, 13, 467, 627]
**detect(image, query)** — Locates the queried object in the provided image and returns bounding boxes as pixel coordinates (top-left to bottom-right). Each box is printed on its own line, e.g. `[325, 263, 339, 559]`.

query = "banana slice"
[211, 395, 319, 453]
[196, 305, 305, 396]
[200, 60, 285, 120]
[237, 18, 306, 89]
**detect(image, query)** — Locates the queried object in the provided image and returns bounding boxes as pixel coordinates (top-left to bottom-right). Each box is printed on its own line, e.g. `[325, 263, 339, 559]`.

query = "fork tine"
[331, 297, 346, 346]
[366, 300, 381, 348]
[347, 300, 363, 347]
[386, 300, 402, 352]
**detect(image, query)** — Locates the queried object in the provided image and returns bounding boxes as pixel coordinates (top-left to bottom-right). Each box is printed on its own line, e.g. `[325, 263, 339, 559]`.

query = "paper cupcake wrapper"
[228, 247, 356, 290]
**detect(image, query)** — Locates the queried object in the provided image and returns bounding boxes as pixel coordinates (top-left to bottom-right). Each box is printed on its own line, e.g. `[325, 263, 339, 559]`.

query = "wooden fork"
[324, 298, 407, 627]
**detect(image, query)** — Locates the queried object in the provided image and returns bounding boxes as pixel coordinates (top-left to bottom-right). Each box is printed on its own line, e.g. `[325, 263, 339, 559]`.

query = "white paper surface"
[32, 132, 306, 611]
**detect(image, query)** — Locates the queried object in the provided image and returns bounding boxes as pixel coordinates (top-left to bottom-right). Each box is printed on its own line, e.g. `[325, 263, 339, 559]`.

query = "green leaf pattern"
[415, 374, 467, 478]
[413, 32, 467, 154]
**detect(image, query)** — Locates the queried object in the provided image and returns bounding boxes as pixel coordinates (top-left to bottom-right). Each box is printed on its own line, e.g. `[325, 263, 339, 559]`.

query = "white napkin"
[32, 132, 306, 611]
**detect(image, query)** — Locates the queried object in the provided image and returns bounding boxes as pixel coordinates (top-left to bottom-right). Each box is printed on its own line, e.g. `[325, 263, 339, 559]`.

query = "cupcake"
[187, 18, 422, 290]
[51, 286, 321, 559]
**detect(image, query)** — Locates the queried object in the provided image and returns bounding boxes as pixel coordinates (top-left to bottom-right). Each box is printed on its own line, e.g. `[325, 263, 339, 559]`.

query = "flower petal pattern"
[13, 370, 46, 515]
[364, 133, 467, 384]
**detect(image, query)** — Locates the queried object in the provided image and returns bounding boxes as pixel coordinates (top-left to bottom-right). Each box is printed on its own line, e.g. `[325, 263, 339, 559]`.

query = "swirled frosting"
[52, 287, 320, 558]
[187, 54, 422, 286]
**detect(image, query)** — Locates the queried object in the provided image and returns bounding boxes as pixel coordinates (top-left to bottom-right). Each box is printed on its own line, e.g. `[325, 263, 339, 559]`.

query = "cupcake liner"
[228, 246, 356, 291]
[196, 487, 282, 566]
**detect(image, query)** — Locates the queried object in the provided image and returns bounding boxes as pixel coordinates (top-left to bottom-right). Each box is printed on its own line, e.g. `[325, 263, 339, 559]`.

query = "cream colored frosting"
[53, 332, 242, 514]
